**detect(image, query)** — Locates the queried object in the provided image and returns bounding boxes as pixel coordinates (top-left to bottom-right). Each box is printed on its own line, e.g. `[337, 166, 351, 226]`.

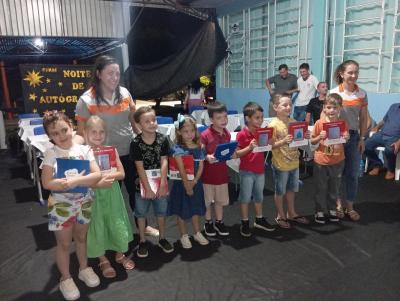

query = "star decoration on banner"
[29, 93, 37, 101]
[23, 70, 44, 88]
[46, 78, 51, 83]
[58, 82, 63, 87]
[33, 108, 37, 113]
[42, 88, 48, 93]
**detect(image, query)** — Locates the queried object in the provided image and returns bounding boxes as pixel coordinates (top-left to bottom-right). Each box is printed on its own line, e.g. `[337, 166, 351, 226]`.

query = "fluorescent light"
[34, 38, 44, 47]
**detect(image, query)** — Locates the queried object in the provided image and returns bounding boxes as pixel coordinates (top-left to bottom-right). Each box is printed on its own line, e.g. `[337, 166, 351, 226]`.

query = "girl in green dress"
[85, 116, 134, 278]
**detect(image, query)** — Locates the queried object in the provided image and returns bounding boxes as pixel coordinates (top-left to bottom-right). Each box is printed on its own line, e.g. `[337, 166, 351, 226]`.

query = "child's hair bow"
[174, 113, 186, 129]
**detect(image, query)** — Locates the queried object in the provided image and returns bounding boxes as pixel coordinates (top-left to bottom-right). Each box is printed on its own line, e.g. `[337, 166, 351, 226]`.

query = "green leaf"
[55, 208, 69, 217]
[82, 210, 91, 220]
[54, 202, 72, 208]
[81, 201, 92, 210]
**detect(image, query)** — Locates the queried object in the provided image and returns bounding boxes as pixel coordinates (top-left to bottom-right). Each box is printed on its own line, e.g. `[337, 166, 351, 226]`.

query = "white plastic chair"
[364, 132, 400, 181]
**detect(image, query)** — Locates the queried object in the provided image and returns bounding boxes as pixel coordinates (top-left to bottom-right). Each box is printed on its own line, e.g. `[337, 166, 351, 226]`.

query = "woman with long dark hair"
[184, 78, 205, 113]
[75, 55, 159, 245]
[330, 60, 369, 221]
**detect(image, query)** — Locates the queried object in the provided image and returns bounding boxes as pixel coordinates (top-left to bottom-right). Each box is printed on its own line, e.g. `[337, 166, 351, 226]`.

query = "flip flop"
[275, 217, 291, 229]
[115, 254, 135, 270]
[288, 215, 310, 225]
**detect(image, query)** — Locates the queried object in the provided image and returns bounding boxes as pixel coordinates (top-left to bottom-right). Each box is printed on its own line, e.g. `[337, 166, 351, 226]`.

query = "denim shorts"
[134, 193, 168, 218]
[272, 166, 299, 196]
[238, 171, 265, 204]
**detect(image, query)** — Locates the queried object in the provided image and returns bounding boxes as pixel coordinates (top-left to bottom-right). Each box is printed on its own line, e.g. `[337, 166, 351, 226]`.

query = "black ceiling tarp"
[124, 7, 228, 99]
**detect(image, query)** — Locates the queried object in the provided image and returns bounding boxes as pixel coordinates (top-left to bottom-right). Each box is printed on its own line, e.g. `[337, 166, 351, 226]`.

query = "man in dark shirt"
[365, 103, 400, 180]
[265, 64, 298, 117]
[305, 82, 328, 125]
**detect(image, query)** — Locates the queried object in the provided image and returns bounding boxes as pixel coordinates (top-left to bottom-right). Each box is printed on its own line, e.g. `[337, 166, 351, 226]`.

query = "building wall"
[216, 0, 400, 121]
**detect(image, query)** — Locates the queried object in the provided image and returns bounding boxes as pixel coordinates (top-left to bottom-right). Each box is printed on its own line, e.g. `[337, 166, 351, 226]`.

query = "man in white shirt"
[293, 63, 319, 121]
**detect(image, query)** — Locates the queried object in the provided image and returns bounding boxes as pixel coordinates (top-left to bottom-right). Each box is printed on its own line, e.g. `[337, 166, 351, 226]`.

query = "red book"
[253, 127, 274, 152]
[168, 155, 195, 180]
[93, 146, 117, 172]
[323, 120, 346, 145]
[288, 121, 308, 147]
[140, 169, 168, 199]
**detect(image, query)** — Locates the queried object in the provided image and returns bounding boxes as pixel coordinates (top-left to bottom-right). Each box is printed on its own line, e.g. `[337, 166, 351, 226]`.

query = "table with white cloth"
[204, 113, 243, 132]
[157, 123, 205, 142]
[191, 109, 207, 124]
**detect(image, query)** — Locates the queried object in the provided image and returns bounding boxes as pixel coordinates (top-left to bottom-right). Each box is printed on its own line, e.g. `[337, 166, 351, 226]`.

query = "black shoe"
[137, 242, 148, 258]
[158, 238, 174, 253]
[314, 212, 326, 224]
[328, 210, 340, 222]
[254, 217, 275, 232]
[214, 221, 230, 236]
[240, 220, 252, 237]
[204, 221, 216, 237]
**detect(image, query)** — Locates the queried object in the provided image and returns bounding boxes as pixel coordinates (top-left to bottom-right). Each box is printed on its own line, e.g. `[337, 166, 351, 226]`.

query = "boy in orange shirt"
[310, 94, 349, 224]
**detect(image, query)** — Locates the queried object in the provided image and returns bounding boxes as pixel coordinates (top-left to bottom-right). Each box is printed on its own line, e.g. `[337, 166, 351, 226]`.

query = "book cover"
[140, 169, 168, 198]
[168, 155, 195, 180]
[323, 120, 346, 145]
[56, 158, 89, 193]
[93, 146, 117, 172]
[253, 127, 274, 152]
[214, 141, 238, 161]
[288, 121, 309, 147]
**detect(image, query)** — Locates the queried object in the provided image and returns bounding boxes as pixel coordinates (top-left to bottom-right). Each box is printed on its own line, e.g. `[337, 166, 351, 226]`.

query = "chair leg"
[395, 153, 400, 181]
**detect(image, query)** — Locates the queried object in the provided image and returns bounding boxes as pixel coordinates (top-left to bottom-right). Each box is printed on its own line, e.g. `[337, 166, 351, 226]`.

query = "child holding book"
[41, 111, 101, 301]
[269, 94, 310, 229]
[84, 116, 134, 278]
[130, 106, 174, 258]
[201, 102, 231, 237]
[310, 94, 349, 224]
[236, 102, 275, 237]
[168, 114, 209, 248]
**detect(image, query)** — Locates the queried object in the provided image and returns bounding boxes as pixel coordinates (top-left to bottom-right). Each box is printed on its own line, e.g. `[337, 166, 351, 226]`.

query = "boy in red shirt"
[236, 102, 275, 237]
[201, 102, 231, 237]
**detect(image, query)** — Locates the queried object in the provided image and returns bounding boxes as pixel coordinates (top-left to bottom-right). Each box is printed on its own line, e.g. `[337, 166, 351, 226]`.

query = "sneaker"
[137, 241, 149, 258]
[78, 267, 100, 288]
[180, 234, 192, 249]
[254, 217, 275, 232]
[240, 220, 252, 237]
[193, 232, 209, 245]
[314, 212, 326, 224]
[214, 221, 230, 236]
[158, 238, 174, 253]
[59, 278, 80, 301]
[328, 210, 339, 222]
[204, 221, 216, 237]
[144, 225, 159, 237]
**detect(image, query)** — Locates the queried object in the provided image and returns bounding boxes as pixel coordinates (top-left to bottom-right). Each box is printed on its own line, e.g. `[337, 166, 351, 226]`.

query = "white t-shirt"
[296, 74, 319, 106]
[42, 144, 95, 170]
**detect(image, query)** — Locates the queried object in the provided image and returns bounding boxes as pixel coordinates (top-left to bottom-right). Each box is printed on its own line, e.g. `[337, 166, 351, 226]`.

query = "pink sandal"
[115, 254, 135, 270]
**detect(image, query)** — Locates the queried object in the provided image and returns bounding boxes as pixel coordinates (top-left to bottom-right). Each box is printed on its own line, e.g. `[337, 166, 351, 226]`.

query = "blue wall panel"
[217, 87, 270, 115]
[217, 87, 400, 121]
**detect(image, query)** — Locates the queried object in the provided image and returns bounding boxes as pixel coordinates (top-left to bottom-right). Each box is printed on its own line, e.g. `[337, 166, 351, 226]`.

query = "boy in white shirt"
[294, 63, 319, 121]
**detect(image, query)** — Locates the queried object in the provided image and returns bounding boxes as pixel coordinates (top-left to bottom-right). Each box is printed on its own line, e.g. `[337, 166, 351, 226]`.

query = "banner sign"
[20, 64, 93, 118]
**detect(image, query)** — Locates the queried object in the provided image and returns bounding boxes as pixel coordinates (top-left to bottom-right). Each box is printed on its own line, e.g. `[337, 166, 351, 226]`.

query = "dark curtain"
[124, 8, 227, 99]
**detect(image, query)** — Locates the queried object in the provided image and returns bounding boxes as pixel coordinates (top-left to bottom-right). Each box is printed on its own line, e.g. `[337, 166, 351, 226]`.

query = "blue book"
[214, 142, 238, 162]
[56, 158, 90, 193]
